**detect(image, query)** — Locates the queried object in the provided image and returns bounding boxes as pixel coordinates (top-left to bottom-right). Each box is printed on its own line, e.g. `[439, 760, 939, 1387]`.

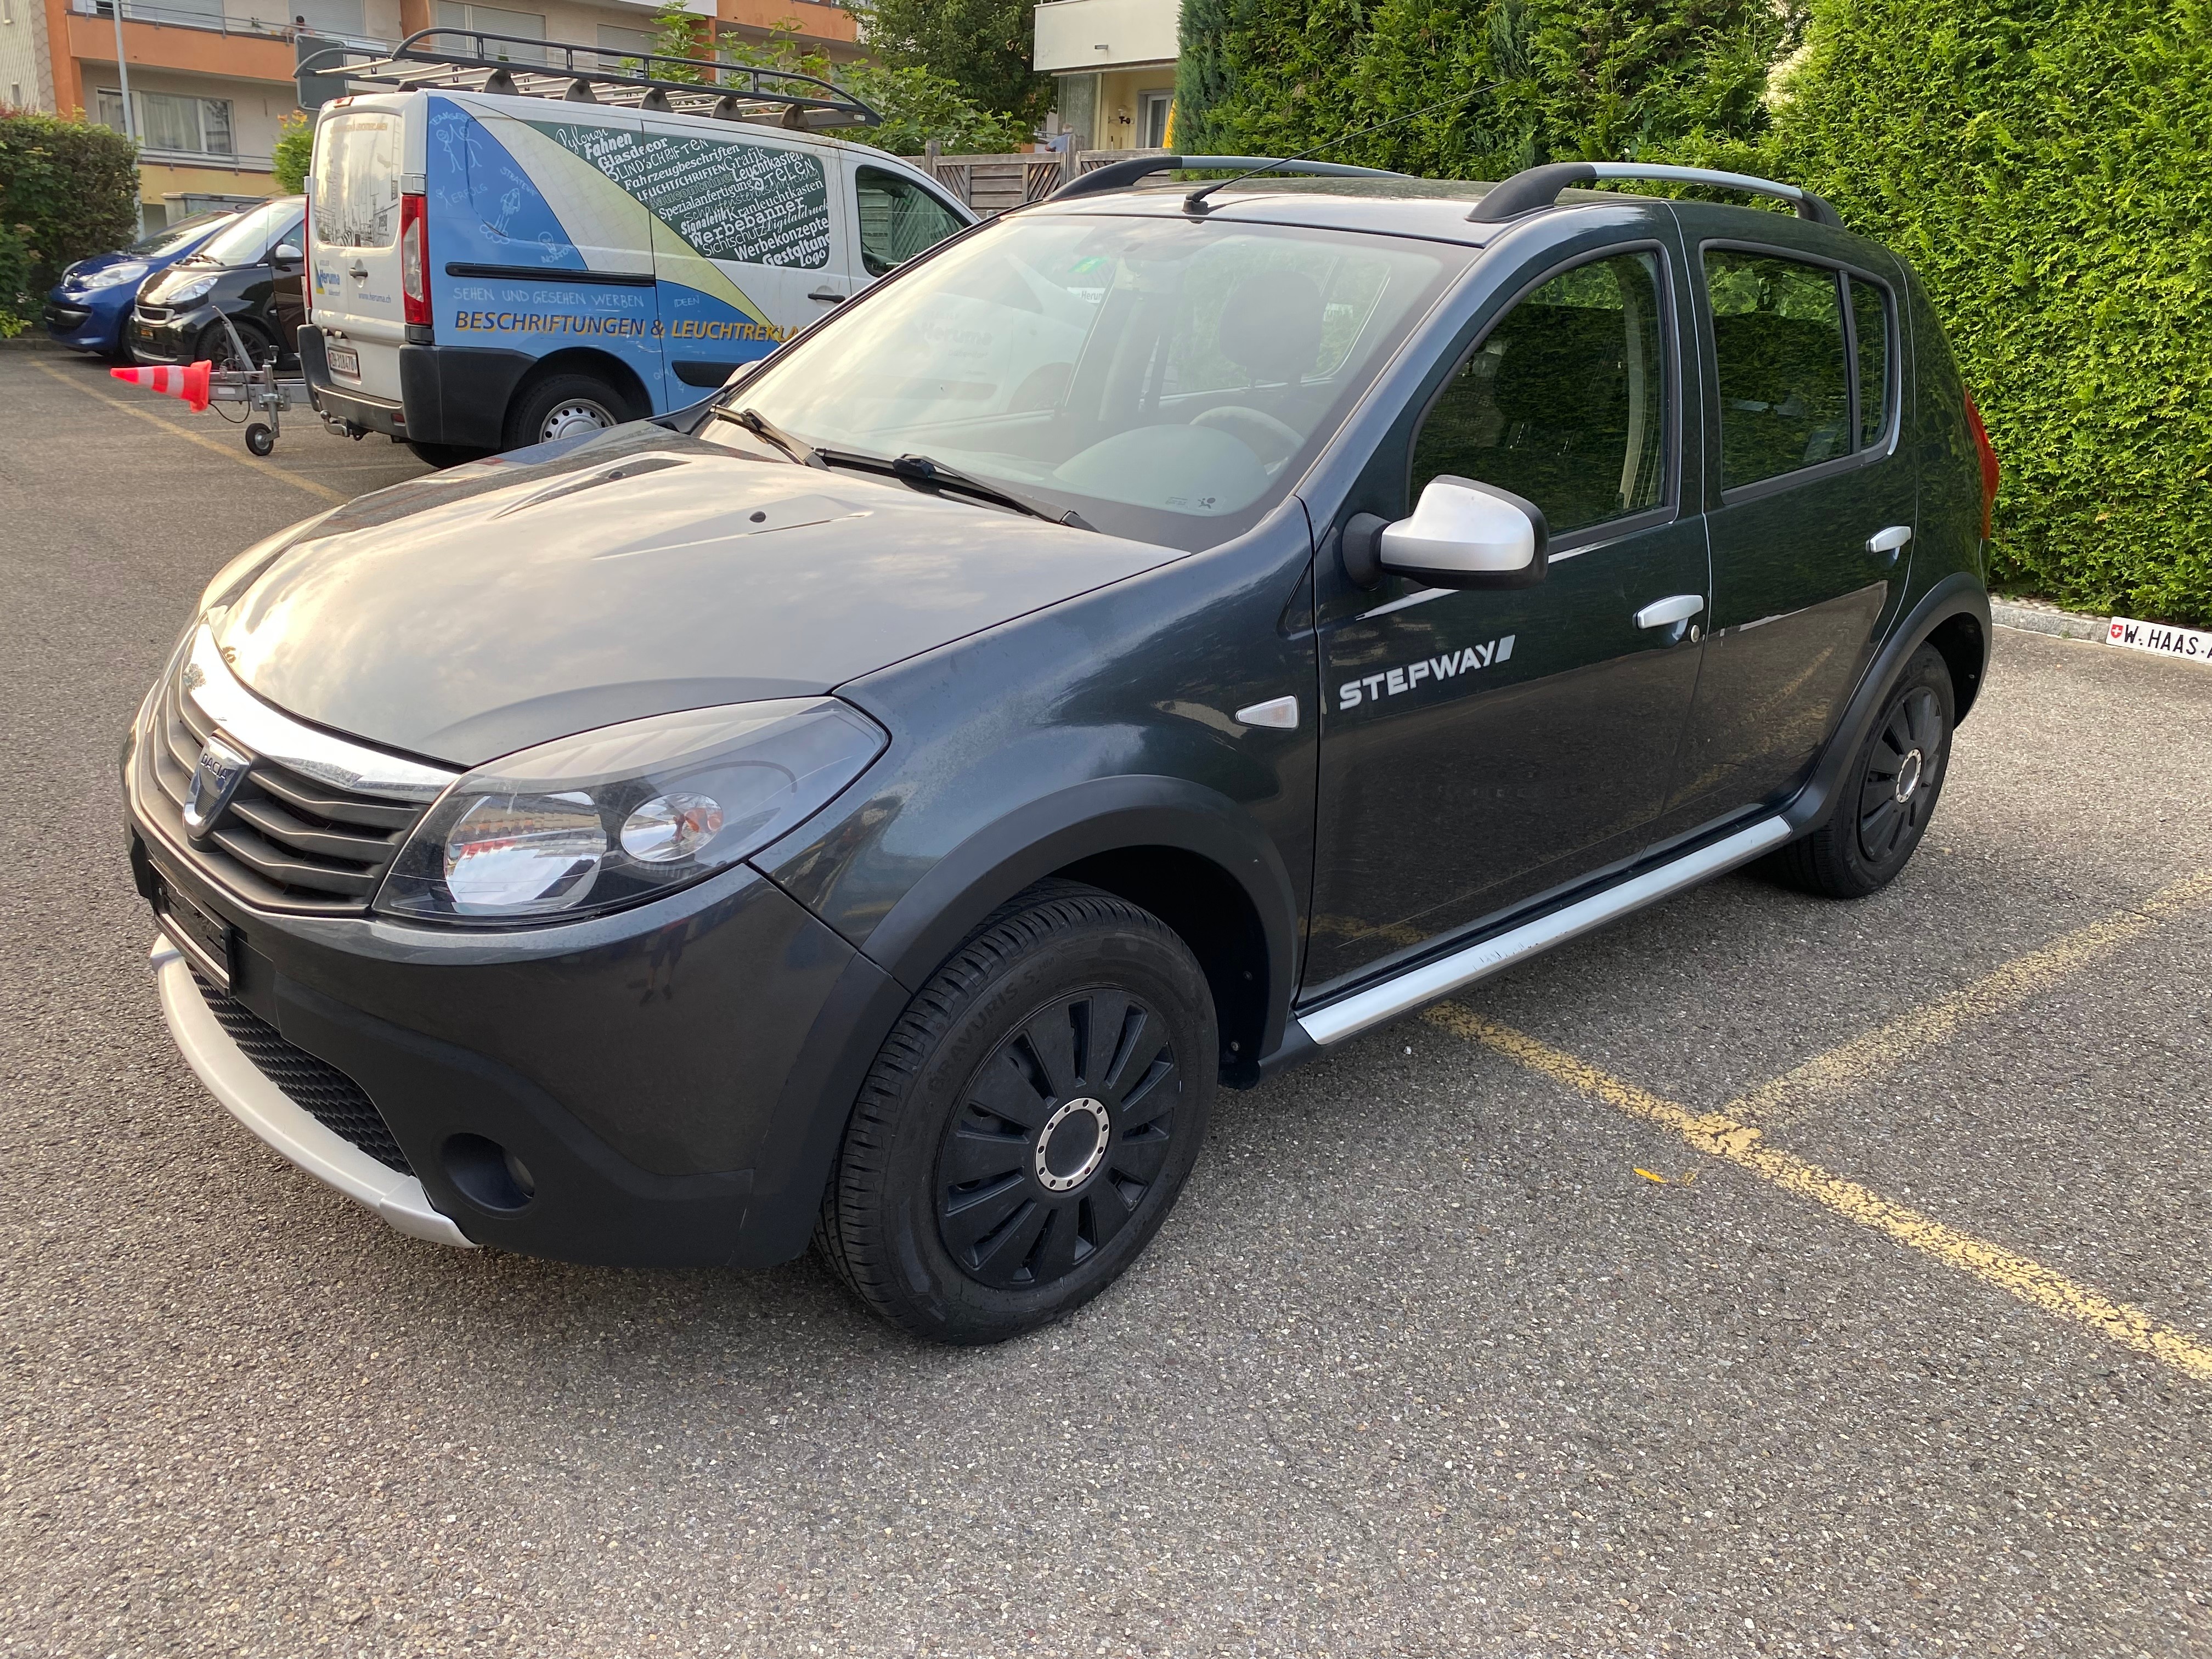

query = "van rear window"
[313, 112, 401, 251]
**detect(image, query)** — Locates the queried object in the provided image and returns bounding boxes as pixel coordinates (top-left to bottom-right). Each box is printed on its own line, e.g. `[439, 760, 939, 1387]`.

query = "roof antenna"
[1181, 80, 1503, 215]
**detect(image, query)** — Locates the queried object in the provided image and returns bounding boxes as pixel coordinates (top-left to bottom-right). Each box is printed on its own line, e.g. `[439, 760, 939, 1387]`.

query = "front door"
[1306, 241, 1709, 996]
[1658, 233, 1915, 833]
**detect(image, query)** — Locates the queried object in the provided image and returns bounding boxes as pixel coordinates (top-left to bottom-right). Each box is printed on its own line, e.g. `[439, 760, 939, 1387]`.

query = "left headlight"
[374, 699, 888, 926]
[154, 274, 216, 308]
[81, 261, 149, 291]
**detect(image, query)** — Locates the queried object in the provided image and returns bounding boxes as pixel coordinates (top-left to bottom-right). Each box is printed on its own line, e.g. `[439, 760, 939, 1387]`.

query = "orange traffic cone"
[110, 359, 212, 413]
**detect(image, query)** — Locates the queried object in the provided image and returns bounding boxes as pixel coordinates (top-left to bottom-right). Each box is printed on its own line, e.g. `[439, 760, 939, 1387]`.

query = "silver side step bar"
[1297, 815, 1793, 1046]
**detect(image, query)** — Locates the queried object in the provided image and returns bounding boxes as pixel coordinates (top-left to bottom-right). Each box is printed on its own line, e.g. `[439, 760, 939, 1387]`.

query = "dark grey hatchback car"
[125, 157, 1999, 1342]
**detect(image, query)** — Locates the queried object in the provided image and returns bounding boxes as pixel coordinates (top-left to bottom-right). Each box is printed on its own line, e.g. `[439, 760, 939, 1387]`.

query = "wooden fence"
[919, 145, 1170, 215]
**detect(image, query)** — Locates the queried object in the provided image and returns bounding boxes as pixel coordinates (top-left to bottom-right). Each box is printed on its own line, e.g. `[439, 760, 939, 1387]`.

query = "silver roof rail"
[1469, 161, 1842, 228]
[298, 27, 879, 127]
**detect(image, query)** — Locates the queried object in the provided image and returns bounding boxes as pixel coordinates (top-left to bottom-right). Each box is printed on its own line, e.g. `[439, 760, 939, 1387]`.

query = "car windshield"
[132, 209, 235, 257]
[191, 199, 301, 267]
[706, 213, 1468, 549]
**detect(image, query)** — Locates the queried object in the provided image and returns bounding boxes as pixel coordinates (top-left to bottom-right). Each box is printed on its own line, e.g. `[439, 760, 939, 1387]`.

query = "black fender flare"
[862, 773, 1304, 1060]
[1785, 573, 1991, 836]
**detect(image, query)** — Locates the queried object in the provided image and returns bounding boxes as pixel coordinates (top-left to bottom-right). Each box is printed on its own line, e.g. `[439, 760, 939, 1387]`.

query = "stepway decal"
[1338, 636, 1515, 708]
[2108, 616, 2212, 663]
[453, 311, 651, 336]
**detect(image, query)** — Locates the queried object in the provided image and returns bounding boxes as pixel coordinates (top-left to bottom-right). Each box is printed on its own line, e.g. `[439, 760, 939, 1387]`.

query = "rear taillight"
[1965, 389, 2000, 542]
[400, 190, 429, 329]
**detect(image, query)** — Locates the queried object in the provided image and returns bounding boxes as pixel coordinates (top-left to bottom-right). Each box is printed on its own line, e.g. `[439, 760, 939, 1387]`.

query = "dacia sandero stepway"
[126, 151, 1998, 1344]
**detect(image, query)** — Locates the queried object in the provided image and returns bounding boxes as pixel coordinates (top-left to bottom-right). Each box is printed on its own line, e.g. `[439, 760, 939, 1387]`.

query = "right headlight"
[374, 699, 887, 926]
[153, 274, 216, 308]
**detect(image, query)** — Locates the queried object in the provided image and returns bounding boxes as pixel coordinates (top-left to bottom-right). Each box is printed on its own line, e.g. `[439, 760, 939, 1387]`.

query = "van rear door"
[308, 100, 410, 403]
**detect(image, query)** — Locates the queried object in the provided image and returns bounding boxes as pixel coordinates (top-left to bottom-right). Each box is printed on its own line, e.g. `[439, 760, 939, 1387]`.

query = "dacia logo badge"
[182, 737, 251, 840]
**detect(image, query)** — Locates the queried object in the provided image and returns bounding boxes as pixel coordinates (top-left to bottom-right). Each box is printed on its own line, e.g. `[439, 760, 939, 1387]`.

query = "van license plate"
[326, 343, 360, 378]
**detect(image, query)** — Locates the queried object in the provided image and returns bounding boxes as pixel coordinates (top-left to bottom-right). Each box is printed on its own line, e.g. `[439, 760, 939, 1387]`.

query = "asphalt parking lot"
[3, 344, 2209, 1657]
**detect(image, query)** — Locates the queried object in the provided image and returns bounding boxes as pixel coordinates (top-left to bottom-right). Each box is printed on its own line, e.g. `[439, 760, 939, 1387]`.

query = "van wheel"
[817, 880, 1216, 1345]
[506, 374, 629, 449]
[405, 441, 489, 469]
[1764, 644, 1955, 899]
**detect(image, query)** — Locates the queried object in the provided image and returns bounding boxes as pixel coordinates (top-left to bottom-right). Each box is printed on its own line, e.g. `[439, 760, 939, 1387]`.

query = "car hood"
[212, 428, 1182, 766]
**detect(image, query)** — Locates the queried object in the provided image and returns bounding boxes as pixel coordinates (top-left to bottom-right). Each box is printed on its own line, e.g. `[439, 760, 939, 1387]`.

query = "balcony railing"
[68, 0, 392, 53]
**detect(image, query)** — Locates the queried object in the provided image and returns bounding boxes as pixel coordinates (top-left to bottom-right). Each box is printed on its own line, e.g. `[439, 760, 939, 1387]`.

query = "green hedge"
[1177, 0, 2212, 626]
[1707, 0, 2212, 625]
[0, 111, 139, 332]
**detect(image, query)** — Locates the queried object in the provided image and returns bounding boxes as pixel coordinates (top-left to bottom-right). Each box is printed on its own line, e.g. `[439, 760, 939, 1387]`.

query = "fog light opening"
[444, 1133, 536, 1213]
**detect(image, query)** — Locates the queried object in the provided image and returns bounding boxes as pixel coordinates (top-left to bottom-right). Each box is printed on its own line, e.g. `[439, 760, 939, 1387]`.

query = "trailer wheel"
[244, 423, 275, 457]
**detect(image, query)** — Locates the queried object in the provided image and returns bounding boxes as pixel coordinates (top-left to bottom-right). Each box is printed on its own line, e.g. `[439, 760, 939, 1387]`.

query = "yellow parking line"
[31, 360, 348, 506]
[1424, 1002, 2212, 1383]
[1725, 868, 2212, 1124]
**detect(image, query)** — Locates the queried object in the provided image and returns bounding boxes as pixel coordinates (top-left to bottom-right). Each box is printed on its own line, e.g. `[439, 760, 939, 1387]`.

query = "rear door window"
[1412, 249, 1669, 537]
[1703, 249, 1852, 490]
[312, 111, 400, 251]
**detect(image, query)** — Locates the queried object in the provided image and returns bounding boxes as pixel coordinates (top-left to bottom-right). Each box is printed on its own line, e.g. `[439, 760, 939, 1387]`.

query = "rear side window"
[855, 167, 965, 275]
[1412, 249, 1668, 537]
[1705, 249, 1895, 490]
[312, 111, 400, 251]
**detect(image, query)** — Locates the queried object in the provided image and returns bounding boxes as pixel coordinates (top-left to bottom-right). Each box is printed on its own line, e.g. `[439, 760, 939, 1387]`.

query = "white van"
[298, 31, 977, 464]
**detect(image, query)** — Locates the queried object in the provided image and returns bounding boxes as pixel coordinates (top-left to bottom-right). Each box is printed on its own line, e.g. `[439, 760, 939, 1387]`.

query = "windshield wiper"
[711, 405, 827, 470]
[815, 448, 1091, 529]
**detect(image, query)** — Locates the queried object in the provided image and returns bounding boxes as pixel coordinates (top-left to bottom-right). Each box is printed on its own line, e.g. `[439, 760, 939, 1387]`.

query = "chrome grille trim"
[183, 626, 457, 803]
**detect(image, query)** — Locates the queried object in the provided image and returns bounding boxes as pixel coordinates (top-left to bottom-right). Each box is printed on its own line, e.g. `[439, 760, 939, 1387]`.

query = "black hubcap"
[1859, 686, 1942, 864]
[935, 988, 1179, 1290]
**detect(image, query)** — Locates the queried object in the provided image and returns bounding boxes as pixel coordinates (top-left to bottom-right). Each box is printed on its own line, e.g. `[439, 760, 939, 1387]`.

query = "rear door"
[308, 100, 408, 401]
[1655, 220, 1915, 837]
[636, 121, 851, 398]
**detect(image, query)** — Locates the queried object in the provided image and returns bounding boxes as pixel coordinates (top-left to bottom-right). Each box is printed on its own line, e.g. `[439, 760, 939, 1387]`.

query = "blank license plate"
[155, 876, 235, 989]
[325, 343, 360, 378]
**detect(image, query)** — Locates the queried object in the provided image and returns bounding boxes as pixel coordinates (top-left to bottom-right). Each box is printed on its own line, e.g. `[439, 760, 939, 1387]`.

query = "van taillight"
[1964, 390, 2000, 542]
[400, 191, 429, 329]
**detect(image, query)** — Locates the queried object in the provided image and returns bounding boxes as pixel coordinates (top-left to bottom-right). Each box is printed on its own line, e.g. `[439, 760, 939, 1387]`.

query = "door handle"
[806, 286, 848, 304]
[1634, 594, 1705, 630]
[347, 261, 368, 279]
[1866, 524, 1912, 561]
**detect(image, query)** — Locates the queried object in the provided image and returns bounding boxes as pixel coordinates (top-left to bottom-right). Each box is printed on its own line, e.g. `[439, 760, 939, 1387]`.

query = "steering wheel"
[1190, 405, 1304, 469]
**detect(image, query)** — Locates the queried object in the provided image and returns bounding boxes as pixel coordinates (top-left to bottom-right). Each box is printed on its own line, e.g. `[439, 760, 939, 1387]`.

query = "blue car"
[43, 208, 242, 362]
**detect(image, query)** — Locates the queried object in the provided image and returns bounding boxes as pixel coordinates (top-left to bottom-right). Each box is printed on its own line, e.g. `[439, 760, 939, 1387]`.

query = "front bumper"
[128, 302, 216, 364]
[150, 934, 472, 1246]
[44, 295, 117, 352]
[126, 725, 909, 1267]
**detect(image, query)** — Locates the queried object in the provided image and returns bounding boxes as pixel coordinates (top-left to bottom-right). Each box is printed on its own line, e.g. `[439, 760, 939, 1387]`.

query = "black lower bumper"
[128, 795, 908, 1269]
[300, 328, 536, 451]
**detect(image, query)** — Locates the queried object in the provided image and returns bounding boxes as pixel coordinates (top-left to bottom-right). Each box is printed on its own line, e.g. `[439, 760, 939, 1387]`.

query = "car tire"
[504, 374, 629, 450]
[198, 317, 275, 370]
[1764, 644, 1956, 899]
[817, 879, 1217, 1345]
[405, 441, 489, 469]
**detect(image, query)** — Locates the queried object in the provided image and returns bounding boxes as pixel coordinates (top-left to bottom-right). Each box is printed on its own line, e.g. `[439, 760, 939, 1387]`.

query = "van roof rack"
[300, 27, 879, 128]
[1049, 154, 1408, 201]
[1469, 162, 1841, 228]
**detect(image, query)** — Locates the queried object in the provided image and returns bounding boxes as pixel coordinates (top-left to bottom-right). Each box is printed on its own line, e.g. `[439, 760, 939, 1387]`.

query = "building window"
[96, 88, 235, 156]
[436, 2, 546, 64]
[594, 22, 652, 67]
[291, 0, 367, 37]
[1138, 90, 1172, 150]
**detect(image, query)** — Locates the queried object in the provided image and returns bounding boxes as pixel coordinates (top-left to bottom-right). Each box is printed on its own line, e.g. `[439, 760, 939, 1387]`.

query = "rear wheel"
[817, 881, 1216, 1345]
[1764, 644, 1955, 899]
[505, 373, 629, 450]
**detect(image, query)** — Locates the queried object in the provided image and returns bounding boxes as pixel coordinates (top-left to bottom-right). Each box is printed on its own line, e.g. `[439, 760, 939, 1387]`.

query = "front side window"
[710, 215, 1464, 549]
[1410, 249, 1668, 538]
[854, 166, 965, 276]
[1705, 249, 1852, 490]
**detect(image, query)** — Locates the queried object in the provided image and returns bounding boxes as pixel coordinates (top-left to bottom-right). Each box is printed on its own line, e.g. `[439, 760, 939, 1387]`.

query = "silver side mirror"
[271, 242, 303, 264]
[1340, 476, 1549, 590]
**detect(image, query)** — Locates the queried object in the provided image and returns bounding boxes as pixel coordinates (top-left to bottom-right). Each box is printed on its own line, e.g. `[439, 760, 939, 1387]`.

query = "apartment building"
[0, 0, 857, 229]
[1032, 0, 1177, 153]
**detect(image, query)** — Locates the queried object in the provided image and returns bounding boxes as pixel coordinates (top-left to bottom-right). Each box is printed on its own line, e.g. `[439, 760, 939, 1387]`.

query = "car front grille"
[138, 653, 431, 914]
[136, 305, 172, 322]
[192, 970, 413, 1174]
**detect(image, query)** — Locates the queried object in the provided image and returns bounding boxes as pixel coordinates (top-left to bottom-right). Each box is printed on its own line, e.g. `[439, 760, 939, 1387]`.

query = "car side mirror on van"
[1340, 477, 1549, 590]
[271, 242, 303, 266]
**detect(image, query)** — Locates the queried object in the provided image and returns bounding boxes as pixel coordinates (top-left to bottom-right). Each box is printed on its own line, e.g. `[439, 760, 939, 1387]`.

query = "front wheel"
[817, 881, 1217, 1344]
[1764, 644, 1956, 899]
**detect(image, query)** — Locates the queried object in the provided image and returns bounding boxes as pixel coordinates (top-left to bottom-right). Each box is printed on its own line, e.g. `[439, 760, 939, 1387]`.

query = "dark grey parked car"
[125, 157, 1999, 1343]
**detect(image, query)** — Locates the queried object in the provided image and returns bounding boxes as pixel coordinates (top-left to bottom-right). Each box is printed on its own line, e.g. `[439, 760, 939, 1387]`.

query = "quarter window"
[1850, 276, 1891, 449]
[1704, 249, 1854, 490]
[854, 167, 966, 275]
[1412, 250, 1668, 538]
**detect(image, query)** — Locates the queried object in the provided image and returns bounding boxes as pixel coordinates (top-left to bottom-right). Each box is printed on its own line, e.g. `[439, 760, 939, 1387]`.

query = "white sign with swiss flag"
[2107, 616, 2212, 664]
